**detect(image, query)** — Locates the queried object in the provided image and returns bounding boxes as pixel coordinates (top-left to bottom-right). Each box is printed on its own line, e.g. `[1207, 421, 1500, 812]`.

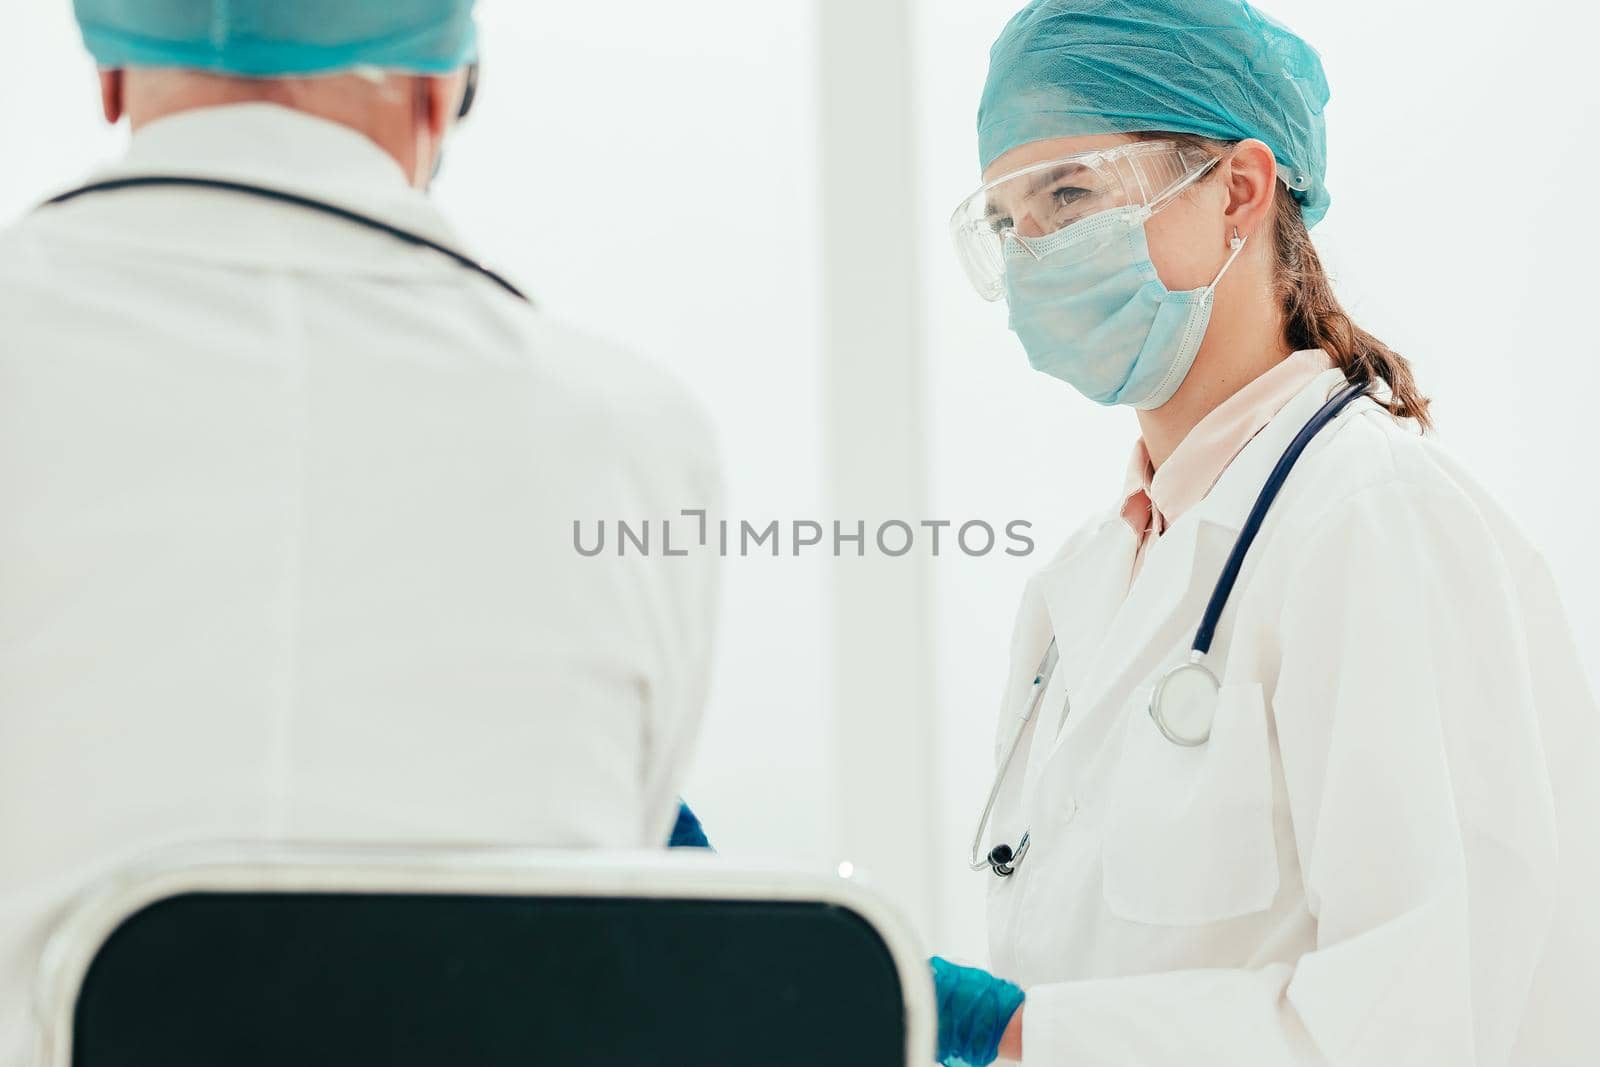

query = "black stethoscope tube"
[975, 376, 1372, 874]
[1191, 379, 1370, 655]
[40, 176, 531, 305]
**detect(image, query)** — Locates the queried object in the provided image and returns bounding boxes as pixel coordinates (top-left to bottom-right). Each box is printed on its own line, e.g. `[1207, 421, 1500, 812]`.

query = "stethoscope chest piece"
[986, 832, 1029, 877]
[967, 379, 1371, 877]
[1148, 655, 1221, 747]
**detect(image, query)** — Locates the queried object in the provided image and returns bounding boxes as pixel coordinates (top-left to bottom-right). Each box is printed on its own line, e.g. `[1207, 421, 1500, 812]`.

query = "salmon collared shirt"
[1120, 348, 1336, 579]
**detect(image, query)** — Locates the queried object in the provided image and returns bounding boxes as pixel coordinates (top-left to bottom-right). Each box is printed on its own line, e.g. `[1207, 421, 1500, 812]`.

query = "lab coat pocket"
[1101, 681, 1279, 926]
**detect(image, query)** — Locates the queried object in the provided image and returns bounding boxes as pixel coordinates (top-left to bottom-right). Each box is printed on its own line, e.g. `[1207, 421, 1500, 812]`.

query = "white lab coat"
[0, 104, 721, 1060]
[988, 367, 1600, 1065]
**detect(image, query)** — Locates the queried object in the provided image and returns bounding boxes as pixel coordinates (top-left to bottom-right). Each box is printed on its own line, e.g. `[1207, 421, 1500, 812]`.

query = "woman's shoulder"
[1285, 399, 1539, 567]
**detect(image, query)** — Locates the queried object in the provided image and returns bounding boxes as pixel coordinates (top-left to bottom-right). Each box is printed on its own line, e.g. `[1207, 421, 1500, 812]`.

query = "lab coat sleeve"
[1018, 479, 1561, 1066]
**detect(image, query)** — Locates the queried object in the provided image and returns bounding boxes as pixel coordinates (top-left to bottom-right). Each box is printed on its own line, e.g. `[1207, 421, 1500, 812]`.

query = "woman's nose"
[1014, 213, 1047, 239]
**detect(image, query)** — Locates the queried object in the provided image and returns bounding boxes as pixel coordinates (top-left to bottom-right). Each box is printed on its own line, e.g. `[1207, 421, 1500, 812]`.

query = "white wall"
[912, 0, 1600, 960]
[0, 1, 124, 206]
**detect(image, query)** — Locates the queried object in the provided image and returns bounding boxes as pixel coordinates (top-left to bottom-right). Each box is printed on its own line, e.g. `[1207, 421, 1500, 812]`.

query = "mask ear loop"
[1206, 225, 1247, 293]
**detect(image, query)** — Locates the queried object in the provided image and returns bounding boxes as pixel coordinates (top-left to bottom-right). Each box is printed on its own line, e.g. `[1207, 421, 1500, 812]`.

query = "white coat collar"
[1183, 366, 1367, 537]
[1028, 366, 1374, 731]
[85, 102, 462, 251]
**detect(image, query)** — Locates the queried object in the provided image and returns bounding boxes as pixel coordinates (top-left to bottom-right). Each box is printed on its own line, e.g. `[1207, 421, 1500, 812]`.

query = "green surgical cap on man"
[73, 0, 478, 77]
[977, 0, 1331, 226]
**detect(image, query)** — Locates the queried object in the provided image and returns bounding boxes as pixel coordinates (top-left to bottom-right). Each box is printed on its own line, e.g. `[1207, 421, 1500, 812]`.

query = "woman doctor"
[928, 1, 1600, 1064]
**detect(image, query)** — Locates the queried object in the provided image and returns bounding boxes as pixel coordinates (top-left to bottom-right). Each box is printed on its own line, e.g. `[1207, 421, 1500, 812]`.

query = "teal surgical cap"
[73, 1, 478, 76]
[978, 0, 1331, 226]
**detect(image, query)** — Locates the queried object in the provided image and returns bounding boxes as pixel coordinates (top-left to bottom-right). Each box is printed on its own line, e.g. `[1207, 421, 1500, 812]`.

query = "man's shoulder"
[0, 211, 60, 276]
[512, 315, 725, 547]
[0, 209, 721, 483]
[519, 315, 715, 441]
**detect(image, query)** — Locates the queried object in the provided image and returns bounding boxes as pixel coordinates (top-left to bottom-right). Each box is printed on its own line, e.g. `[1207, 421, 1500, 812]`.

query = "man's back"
[0, 104, 720, 1056]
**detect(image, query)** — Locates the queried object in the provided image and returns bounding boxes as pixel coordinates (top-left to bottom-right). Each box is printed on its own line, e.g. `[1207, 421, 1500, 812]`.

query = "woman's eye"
[1051, 185, 1091, 208]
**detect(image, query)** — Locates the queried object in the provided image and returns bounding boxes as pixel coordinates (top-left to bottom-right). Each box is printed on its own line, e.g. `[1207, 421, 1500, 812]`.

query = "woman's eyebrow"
[984, 161, 1093, 221]
[1022, 162, 1091, 196]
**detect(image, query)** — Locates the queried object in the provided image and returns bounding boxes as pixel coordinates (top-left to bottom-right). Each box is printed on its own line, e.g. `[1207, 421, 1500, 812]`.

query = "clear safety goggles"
[949, 140, 1218, 301]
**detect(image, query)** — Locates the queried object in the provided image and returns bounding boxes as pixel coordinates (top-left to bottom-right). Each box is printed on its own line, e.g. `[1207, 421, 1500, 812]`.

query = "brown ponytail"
[1140, 133, 1432, 430]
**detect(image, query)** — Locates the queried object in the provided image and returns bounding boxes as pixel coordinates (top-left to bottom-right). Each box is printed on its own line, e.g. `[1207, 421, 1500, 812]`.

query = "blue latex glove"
[668, 800, 712, 850]
[930, 956, 1025, 1067]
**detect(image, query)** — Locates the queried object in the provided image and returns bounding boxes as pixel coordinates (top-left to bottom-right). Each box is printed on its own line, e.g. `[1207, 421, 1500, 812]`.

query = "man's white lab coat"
[0, 104, 721, 1059]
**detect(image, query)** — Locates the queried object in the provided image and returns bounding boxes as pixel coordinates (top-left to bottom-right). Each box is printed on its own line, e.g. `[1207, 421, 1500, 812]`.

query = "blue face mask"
[1002, 206, 1246, 410]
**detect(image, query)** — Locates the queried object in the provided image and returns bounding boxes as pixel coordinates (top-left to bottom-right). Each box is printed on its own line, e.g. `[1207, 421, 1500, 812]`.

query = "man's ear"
[99, 69, 124, 124]
[422, 74, 459, 139]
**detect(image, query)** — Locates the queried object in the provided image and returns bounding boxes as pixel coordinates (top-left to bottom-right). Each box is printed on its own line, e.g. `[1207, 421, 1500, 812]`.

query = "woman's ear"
[1222, 138, 1278, 237]
[99, 69, 124, 124]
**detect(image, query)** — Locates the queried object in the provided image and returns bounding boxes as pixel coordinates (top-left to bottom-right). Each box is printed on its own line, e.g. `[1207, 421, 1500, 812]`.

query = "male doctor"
[0, 2, 721, 1055]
